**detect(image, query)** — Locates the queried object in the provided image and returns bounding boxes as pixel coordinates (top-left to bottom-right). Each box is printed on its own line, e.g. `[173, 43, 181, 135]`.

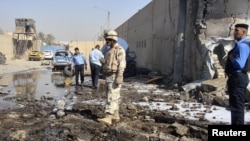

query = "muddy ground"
[0, 60, 213, 141]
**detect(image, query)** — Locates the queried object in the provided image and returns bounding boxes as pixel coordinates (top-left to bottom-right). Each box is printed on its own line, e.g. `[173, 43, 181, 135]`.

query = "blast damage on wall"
[116, 0, 250, 84]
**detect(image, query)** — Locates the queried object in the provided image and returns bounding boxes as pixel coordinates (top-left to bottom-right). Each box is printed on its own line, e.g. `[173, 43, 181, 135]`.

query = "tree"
[38, 32, 45, 41]
[45, 34, 55, 45]
[38, 32, 56, 45]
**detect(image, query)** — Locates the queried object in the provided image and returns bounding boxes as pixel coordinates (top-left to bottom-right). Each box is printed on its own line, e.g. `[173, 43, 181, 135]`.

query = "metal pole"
[174, 0, 187, 84]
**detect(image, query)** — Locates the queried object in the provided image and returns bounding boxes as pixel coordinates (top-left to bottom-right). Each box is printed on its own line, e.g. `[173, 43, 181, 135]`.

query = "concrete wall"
[116, 0, 250, 83]
[0, 33, 14, 60]
[117, 0, 180, 74]
[116, 0, 181, 78]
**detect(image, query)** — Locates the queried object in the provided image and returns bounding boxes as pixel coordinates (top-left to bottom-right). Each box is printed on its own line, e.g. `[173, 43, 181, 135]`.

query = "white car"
[42, 50, 53, 60]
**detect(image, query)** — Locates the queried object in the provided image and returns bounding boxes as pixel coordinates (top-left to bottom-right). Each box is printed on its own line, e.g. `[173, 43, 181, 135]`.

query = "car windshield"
[55, 52, 68, 56]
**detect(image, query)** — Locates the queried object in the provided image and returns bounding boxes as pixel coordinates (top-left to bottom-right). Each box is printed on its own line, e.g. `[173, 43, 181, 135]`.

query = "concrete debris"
[182, 77, 250, 107]
[181, 79, 205, 92]
[200, 78, 227, 92]
[56, 96, 66, 110]
[169, 122, 189, 136]
[56, 110, 65, 118]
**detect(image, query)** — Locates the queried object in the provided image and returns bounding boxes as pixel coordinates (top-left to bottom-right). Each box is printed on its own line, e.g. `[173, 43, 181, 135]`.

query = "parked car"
[28, 51, 44, 61]
[42, 50, 53, 60]
[51, 49, 73, 76]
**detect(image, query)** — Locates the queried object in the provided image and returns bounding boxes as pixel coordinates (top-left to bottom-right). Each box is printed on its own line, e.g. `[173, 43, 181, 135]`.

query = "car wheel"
[64, 66, 73, 76]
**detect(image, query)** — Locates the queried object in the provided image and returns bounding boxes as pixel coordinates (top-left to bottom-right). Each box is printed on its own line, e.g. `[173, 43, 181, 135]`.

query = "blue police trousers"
[227, 72, 249, 125]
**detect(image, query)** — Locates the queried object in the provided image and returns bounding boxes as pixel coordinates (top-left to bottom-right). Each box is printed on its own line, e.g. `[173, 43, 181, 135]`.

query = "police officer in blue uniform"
[225, 23, 250, 125]
[71, 47, 87, 86]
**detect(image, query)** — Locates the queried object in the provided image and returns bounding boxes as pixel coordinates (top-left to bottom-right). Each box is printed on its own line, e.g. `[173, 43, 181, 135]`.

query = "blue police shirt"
[72, 53, 87, 67]
[232, 37, 250, 70]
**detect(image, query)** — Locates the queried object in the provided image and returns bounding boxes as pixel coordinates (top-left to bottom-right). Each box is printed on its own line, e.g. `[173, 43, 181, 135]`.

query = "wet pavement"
[0, 68, 71, 110]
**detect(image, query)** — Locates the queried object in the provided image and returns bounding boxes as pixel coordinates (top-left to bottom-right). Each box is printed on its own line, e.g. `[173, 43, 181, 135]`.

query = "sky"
[0, 0, 152, 41]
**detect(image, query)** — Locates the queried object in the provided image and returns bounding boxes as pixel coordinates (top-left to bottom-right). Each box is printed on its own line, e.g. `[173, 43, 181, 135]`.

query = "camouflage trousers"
[105, 74, 121, 114]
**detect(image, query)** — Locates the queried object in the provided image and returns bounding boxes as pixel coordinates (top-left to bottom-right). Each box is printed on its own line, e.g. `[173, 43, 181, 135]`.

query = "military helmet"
[105, 30, 118, 41]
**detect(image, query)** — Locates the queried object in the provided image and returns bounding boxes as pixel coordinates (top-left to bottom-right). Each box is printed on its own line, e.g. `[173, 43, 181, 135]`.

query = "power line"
[94, 6, 110, 30]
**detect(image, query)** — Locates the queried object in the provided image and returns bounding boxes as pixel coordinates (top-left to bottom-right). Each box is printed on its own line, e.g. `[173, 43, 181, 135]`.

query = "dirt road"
[0, 59, 46, 75]
[0, 59, 209, 141]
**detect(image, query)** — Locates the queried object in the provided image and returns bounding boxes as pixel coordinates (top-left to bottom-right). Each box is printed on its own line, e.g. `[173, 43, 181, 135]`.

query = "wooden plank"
[145, 76, 163, 84]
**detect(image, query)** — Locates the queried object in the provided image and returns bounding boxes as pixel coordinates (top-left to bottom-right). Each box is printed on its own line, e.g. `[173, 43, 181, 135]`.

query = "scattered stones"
[56, 110, 65, 118]
[170, 104, 179, 111]
[0, 64, 238, 140]
[127, 103, 137, 110]
[22, 113, 35, 118]
[142, 96, 149, 102]
[169, 122, 189, 136]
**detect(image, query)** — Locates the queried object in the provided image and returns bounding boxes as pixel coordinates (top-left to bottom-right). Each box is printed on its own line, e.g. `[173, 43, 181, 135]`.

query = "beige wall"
[116, 0, 250, 83]
[0, 33, 14, 60]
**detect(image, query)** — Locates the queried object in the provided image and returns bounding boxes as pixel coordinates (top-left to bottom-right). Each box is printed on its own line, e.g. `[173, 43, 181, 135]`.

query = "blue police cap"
[235, 23, 249, 30]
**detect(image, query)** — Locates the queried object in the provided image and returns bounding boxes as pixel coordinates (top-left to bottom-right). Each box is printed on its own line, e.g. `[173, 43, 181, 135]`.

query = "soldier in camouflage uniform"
[97, 30, 126, 126]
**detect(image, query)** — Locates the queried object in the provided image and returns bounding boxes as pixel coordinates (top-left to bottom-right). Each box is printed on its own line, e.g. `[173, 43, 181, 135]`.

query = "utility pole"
[94, 6, 110, 30]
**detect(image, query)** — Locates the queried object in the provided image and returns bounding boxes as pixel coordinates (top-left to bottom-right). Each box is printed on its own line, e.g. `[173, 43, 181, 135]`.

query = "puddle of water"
[0, 69, 73, 110]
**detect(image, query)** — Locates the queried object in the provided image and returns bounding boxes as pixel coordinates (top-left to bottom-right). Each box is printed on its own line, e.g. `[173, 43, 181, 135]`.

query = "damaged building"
[12, 18, 40, 59]
[115, 0, 250, 84]
[2, 0, 249, 84]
